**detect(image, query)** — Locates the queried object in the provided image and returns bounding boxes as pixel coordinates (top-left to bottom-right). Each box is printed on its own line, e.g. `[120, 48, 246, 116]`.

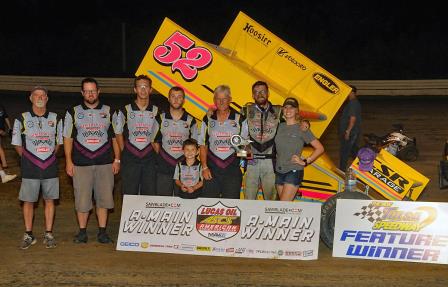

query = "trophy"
[231, 135, 253, 158]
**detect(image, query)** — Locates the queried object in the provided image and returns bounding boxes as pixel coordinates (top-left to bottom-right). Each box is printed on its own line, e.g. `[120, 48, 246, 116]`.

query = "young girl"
[274, 98, 324, 201]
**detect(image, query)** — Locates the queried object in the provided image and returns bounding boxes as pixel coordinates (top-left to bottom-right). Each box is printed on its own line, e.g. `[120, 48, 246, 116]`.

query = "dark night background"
[0, 0, 446, 80]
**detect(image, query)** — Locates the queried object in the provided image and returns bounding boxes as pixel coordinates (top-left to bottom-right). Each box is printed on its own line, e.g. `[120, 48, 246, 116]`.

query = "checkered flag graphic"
[354, 203, 385, 223]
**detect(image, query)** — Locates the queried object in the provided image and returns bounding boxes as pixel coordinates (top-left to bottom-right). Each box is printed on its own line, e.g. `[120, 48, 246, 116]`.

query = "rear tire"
[320, 191, 371, 249]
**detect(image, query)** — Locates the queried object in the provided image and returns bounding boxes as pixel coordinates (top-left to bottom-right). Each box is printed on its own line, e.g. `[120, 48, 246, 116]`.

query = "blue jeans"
[275, 170, 304, 187]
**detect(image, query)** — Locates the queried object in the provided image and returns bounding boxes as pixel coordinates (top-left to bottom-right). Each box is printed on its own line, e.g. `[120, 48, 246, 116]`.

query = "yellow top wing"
[136, 12, 350, 137]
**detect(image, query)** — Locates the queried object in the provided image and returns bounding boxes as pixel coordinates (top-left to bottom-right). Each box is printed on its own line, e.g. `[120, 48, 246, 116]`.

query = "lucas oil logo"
[312, 73, 340, 94]
[196, 201, 241, 242]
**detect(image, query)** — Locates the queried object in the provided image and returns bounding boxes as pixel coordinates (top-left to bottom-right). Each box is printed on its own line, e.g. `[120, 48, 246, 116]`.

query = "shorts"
[73, 164, 114, 212]
[275, 170, 304, 187]
[19, 178, 59, 202]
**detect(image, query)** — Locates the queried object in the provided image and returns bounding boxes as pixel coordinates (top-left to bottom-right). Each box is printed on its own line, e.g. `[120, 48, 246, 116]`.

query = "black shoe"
[97, 232, 113, 244]
[73, 231, 88, 243]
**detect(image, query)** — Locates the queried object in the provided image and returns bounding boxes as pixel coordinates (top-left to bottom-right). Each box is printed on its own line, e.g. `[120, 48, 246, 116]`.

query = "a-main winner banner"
[333, 199, 448, 264]
[117, 195, 321, 260]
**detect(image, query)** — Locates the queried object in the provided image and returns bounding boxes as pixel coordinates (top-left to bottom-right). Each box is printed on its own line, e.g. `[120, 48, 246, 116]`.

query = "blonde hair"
[213, 85, 231, 98]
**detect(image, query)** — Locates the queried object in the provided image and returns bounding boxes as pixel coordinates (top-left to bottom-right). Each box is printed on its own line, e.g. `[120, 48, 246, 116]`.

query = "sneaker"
[20, 233, 37, 250]
[73, 231, 88, 243]
[43, 233, 57, 249]
[1, 174, 17, 183]
[97, 232, 113, 244]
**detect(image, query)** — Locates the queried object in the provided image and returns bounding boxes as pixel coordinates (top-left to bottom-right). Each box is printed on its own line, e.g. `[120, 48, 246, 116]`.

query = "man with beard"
[242, 81, 282, 200]
[12, 86, 62, 249]
[153, 86, 198, 196]
[64, 78, 120, 244]
[114, 75, 159, 196]
[199, 85, 248, 199]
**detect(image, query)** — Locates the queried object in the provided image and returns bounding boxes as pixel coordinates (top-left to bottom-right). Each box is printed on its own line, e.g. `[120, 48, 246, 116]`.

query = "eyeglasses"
[253, 90, 267, 96]
[83, 90, 98, 95]
[136, 85, 150, 90]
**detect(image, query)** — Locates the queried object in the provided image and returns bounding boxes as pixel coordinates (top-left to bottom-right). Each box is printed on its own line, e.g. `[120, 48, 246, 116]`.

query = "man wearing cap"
[64, 78, 120, 244]
[153, 86, 198, 196]
[12, 86, 63, 249]
[113, 75, 159, 196]
[241, 81, 282, 200]
[339, 85, 362, 171]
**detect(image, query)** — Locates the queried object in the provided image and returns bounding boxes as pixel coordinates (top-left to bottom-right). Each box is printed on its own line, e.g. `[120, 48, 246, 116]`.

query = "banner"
[117, 195, 321, 260]
[333, 199, 448, 264]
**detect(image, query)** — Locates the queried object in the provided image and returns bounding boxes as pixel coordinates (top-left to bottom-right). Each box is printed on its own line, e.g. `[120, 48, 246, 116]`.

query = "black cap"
[282, 97, 299, 108]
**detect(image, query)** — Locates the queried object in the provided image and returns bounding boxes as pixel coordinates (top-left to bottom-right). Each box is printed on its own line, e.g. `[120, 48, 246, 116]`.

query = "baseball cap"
[357, 147, 376, 171]
[282, 97, 299, 108]
[30, 85, 48, 94]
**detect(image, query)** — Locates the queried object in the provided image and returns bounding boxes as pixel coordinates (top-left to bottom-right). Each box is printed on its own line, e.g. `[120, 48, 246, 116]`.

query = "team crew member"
[274, 97, 324, 201]
[173, 138, 203, 199]
[114, 75, 159, 195]
[0, 104, 17, 184]
[242, 81, 281, 200]
[64, 78, 120, 244]
[153, 86, 198, 196]
[339, 85, 361, 171]
[0, 103, 13, 169]
[12, 86, 62, 249]
[199, 85, 248, 199]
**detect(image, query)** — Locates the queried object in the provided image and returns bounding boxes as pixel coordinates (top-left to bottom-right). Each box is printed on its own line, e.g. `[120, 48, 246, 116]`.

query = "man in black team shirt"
[64, 78, 121, 244]
[12, 86, 63, 249]
[153, 86, 198, 196]
[114, 75, 159, 196]
[199, 85, 248, 199]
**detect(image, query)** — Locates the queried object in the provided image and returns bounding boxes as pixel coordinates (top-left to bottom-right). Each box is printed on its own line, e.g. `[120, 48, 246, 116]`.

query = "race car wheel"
[320, 191, 371, 249]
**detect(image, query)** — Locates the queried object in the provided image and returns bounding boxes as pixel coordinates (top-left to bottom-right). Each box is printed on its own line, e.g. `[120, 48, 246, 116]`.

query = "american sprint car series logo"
[196, 201, 241, 242]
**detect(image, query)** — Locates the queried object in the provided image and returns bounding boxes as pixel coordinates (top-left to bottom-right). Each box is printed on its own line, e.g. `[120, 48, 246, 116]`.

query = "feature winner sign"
[333, 199, 448, 264]
[117, 195, 321, 260]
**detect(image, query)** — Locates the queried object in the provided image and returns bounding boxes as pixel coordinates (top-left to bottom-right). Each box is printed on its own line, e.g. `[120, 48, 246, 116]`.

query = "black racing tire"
[320, 191, 371, 249]
[398, 143, 419, 162]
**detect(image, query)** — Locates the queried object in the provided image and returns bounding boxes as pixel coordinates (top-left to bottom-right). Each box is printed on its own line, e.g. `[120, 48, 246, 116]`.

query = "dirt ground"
[0, 93, 447, 287]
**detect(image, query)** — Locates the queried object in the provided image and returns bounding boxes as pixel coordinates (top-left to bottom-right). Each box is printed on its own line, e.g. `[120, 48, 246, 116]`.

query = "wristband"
[114, 159, 121, 163]
[202, 166, 209, 170]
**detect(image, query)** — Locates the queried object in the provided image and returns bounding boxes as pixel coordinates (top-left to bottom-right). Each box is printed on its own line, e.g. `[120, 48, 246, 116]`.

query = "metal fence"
[1, 75, 447, 96]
